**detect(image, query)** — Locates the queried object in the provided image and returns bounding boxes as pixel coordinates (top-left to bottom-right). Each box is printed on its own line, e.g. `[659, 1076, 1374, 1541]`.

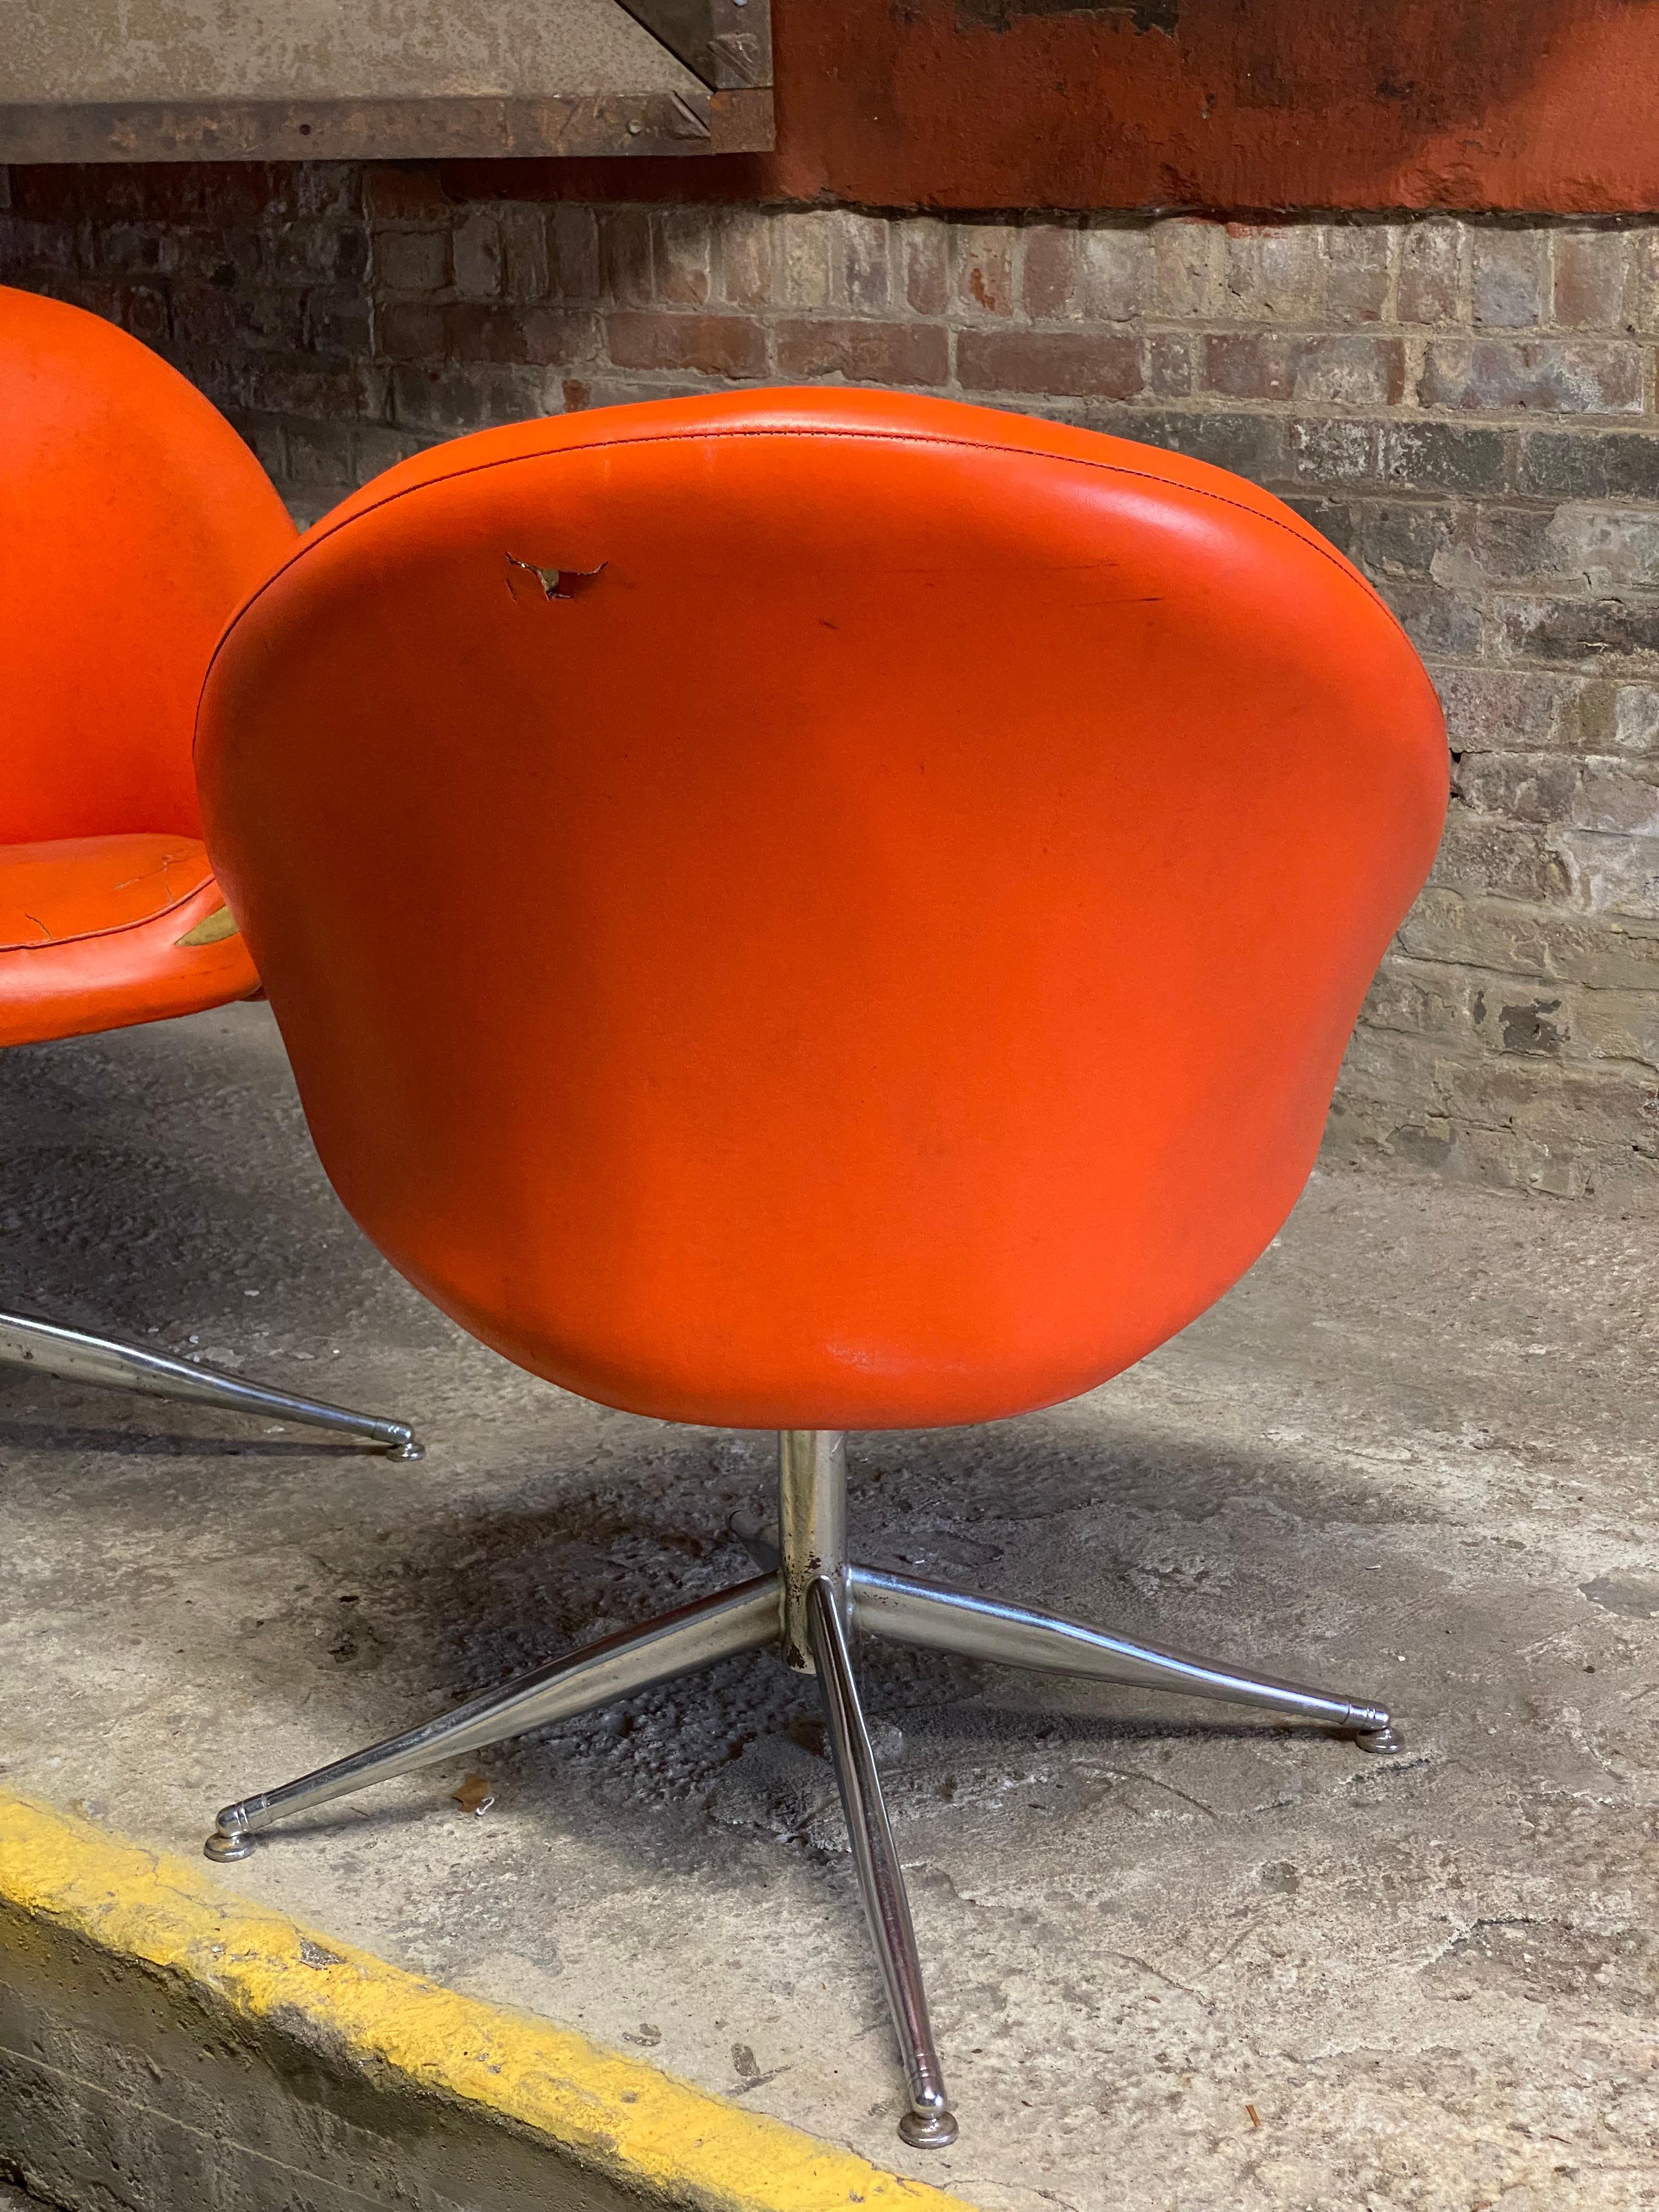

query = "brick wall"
[6, 162, 1659, 1201]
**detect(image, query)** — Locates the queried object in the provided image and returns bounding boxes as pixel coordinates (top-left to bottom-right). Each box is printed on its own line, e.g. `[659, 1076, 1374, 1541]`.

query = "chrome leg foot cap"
[205, 1826, 255, 1863]
[899, 2104, 960, 2150]
[1355, 1723, 1403, 1756]
[387, 1437, 425, 1462]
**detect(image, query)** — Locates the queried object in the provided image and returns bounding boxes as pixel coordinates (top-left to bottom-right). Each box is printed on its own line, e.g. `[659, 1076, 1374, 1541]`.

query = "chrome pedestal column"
[204, 1426, 1403, 2148]
[0, 1309, 421, 1458]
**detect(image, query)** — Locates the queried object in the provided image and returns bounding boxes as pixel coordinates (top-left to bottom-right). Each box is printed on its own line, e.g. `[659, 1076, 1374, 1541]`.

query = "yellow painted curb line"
[0, 1792, 978, 2212]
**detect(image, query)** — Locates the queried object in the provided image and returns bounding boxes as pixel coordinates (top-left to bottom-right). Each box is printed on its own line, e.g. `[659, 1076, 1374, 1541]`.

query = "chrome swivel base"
[0, 1308, 421, 1458]
[204, 1429, 1402, 2148]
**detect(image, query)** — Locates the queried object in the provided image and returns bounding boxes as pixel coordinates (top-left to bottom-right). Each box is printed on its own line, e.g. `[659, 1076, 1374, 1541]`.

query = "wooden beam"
[0, 0, 774, 162]
[0, 85, 775, 163]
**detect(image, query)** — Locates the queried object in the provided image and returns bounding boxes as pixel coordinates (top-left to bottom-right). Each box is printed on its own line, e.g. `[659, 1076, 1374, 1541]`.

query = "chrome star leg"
[205, 1573, 780, 1861]
[0, 1308, 422, 1458]
[806, 1575, 958, 2151]
[848, 1565, 1401, 1752]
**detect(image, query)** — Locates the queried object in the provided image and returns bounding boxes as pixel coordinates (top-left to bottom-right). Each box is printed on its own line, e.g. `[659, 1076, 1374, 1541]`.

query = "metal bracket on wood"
[617, 0, 774, 93]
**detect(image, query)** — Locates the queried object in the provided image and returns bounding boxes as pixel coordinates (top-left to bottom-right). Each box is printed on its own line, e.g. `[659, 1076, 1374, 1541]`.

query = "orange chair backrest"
[198, 391, 1447, 1432]
[0, 286, 296, 845]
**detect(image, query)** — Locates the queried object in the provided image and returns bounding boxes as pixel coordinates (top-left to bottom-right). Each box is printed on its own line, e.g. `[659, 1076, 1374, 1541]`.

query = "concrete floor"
[3, 1004, 1657, 2212]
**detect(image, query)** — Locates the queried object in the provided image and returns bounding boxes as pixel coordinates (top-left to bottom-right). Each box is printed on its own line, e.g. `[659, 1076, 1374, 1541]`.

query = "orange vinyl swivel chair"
[196, 389, 1447, 2145]
[0, 286, 417, 1459]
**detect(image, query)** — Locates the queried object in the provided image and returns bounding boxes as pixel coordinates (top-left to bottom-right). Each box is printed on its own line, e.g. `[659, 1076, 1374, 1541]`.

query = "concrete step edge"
[0, 1791, 978, 2212]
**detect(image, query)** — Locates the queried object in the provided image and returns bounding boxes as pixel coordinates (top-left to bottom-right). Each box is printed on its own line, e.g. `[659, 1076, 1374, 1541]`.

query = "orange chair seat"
[0, 832, 255, 1046]
[0, 283, 297, 1052]
[1, 833, 215, 948]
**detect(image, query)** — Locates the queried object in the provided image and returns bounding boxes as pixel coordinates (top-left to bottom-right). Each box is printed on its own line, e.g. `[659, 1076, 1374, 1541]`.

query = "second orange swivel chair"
[196, 389, 1447, 2146]
[0, 286, 417, 1459]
